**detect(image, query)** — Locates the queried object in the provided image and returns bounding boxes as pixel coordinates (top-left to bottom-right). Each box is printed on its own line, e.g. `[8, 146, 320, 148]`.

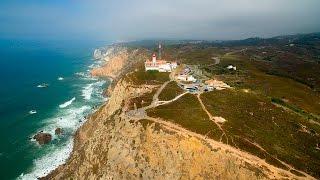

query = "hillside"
[46, 33, 320, 179]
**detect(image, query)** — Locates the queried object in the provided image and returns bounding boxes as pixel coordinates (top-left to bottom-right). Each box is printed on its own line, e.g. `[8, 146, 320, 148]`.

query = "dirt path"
[125, 114, 315, 180]
[125, 81, 316, 180]
[152, 80, 171, 104]
[156, 92, 188, 106]
[196, 94, 228, 142]
[224, 48, 247, 56]
[126, 80, 187, 119]
[196, 93, 306, 173]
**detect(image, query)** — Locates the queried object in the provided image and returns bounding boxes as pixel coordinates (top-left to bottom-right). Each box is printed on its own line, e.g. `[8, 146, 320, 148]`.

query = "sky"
[0, 0, 320, 41]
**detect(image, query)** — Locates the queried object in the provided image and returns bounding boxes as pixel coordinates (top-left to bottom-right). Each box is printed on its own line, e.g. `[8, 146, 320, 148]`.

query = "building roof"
[145, 60, 167, 66]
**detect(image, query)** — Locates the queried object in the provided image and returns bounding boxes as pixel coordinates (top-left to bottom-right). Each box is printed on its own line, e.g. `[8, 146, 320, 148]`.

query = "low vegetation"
[135, 35, 320, 178]
[126, 68, 170, 85]
[158, 81, 184, 101]
[201, 89, 320, 178]
[147, 93, 221, 139]
[204, 53, 320, 117]
[128, 89, 157, 110]
[176, 47, 225, 65]
[271, 97, 320, 121]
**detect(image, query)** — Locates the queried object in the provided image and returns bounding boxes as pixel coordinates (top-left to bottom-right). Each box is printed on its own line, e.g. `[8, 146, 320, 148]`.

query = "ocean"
[0, 39, 110, 179]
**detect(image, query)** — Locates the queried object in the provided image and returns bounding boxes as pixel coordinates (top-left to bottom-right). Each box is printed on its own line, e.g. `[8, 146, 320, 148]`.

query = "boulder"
[55, 128, 63, 135]
[33, 132, 52, 145]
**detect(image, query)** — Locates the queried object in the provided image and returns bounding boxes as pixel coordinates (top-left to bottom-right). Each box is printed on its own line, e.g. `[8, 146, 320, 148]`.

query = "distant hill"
[123, 32, 320, 48]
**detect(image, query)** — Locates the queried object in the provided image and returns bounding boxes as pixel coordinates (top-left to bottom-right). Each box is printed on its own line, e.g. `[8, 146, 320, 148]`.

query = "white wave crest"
[18, 139, 73, 180]
[56, 106, 90, 129]
[19, 105, 91, 180]
[81, 81, 105, 100]
[75, 71, 98, 81]
[82, 84, 94, 100]
[59, 97, 76, 108]
[29, 110, 37, 114]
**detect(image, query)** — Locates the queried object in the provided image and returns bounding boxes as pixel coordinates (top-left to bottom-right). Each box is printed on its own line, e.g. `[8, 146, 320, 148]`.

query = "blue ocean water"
[0, 39, 110, 179]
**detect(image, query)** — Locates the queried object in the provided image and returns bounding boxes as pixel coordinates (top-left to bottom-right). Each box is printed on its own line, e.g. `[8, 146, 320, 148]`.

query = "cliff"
[91, 50, 128, 79]
[45, 46, 312, 180]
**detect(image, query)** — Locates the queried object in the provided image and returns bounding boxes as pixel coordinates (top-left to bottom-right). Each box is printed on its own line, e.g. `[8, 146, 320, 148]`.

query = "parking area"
[171, 64, 231, 94]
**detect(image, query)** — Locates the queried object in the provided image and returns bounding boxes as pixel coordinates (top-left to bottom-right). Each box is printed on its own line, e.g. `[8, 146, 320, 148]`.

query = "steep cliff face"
[45, 47, 309, 180]
[46, 76, 305, 180]
[45, 78, 269, 180]
[91, 51, 128, 79]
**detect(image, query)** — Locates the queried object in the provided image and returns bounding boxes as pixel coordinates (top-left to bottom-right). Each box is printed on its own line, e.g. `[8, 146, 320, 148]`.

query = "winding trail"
[152, 81, 171, 104]
[122, 113, 315, 179]
[196, 94, 228, 143]
[124, 80, 316, 180]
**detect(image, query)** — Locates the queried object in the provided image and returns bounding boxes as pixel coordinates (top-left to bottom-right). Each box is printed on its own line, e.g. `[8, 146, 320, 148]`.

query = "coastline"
[42, 45, 316, 180]
[42, 45, 133, 179]
[13, 43, 109, 180]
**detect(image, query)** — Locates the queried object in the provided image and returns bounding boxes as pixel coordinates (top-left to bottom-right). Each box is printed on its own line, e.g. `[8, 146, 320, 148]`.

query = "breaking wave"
[59, 97, 76, 108]
[19, 59, 108, 179]
[82, 80, 106, 100]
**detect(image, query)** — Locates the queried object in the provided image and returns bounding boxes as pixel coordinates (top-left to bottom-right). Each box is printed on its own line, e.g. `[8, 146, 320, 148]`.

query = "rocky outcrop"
[91, 47, 146, 81]
[55, 128, 63, 135]
[91, 49, 129, 79]
[33, 132, 52, 145]
[46, 113, 272, 179]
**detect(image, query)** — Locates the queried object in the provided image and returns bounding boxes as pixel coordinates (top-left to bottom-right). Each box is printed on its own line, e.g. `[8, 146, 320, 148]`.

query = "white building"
[227, 65, 237, 70]
[145, 53, 177, 72]
[177, 74, 197, 82]
[205, 79, 231, 90]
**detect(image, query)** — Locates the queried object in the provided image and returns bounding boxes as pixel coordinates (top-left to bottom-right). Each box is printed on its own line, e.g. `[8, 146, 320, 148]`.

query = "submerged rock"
[33, 132, 52, 145]
[55, 128, 63, 135]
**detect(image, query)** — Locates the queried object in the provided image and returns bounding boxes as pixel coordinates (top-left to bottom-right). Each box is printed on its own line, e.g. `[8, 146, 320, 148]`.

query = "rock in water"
[33, 132, 52, 145]
[55, 128, 63, 135]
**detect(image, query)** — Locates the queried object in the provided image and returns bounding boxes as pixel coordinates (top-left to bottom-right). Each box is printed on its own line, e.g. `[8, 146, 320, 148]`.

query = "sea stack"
[33, 132, 52, 145]
[55, 128, 63, 135]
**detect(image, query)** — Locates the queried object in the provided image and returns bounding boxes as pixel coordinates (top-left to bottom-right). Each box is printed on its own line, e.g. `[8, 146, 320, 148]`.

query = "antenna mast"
[158, 42, 162, 59]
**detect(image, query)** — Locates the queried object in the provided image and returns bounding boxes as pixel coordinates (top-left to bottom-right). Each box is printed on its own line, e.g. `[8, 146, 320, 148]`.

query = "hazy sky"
[1, 0, 320, 41]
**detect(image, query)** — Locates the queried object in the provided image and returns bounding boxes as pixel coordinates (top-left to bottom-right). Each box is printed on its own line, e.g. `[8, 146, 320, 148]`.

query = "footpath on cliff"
[44, 45, 316, 180]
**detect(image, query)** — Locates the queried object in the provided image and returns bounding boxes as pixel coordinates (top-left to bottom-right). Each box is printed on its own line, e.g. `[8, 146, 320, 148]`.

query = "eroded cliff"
[45, 47, 313, 180]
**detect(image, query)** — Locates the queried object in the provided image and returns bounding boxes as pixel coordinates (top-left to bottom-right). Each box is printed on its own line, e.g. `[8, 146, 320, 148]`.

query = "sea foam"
[59, 97, 76, 108]
[82, 80, 105, 100]
[18, 139, 73, 180]
[19, 105, 91, 180]
[82, 83, 94, 100]
[19, 55, 108, 179]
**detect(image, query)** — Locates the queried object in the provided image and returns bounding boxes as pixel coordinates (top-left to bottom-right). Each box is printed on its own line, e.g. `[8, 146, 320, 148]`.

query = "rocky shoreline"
[42, 45, 139, 179]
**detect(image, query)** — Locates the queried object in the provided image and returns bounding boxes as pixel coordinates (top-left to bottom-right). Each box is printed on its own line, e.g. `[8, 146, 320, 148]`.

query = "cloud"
[0, 0, 319, 40]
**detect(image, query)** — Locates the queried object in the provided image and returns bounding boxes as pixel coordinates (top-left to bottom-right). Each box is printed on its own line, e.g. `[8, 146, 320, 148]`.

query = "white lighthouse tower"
[152, 53, 157, 65]
[144, 43, 177, 72]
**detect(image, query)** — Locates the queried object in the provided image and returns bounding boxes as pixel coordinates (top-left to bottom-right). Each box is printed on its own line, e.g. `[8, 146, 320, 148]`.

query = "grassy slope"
[147, 93, 222, 139]
[125, 64, 169, 110]
[128, 89, 157, 110]
[201, 90, 320, 177]
[140, 45, 320, 178]
[212, 54, 320, 117]
[158, 81, 184, 101]
[125, 62, 170, 86]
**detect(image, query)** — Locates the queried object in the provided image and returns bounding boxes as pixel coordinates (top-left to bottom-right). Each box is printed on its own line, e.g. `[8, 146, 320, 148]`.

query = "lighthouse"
[152, 53, 157, 65]
[144, 43, 177, 72]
